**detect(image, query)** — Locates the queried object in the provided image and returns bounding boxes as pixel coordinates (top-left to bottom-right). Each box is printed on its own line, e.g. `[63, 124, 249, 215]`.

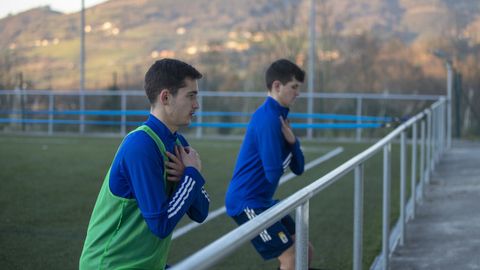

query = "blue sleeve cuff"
[289, 138, 304, 175]
[184, 167, 205, 187]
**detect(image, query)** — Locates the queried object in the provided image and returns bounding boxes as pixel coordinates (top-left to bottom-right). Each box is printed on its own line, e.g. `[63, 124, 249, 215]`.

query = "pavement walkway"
[390, 140, 480, 270]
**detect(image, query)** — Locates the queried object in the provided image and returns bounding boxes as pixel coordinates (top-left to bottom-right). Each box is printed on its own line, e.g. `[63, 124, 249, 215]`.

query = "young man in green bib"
[80, 58, 210, 270]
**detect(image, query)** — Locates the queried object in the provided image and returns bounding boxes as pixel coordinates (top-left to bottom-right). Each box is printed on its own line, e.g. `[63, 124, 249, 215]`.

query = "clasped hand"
[165, 145, 202, 182]
[280, 116, 296, 145]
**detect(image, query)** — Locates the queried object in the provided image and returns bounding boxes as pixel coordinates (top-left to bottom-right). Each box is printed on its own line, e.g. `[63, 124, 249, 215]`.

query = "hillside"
[0, 0, 479, 90]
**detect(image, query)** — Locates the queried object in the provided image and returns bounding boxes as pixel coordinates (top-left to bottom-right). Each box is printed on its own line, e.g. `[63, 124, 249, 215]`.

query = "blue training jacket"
[225, 97, 305, 216]
[109, 114, 210, 238]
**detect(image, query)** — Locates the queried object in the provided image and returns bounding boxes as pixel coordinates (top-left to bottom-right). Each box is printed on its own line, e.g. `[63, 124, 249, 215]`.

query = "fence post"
[446, 63, 453, 149]
[433, 107, 439, 166]
[20, 89, 26, 131]
[121, 92, 127, 136]
[48, 93, 54, 135]
[441, 100, 446, 153]
[400, 131, 406, 245]
[410, 122, 417, 216]
[426, 111, 432, 184]
[443, 99, 447, 151]
[196, 95, 203, 139]
[434, 106, 438, 164]
[382, 144, 391, 270]
[295, 201, 309, 270]
[436, 104, 442, 163]
[80, 91, 85, 134]
[420, 120, 426, 198]
[356, 97, 363, 142]
[353, 164, 364, 270]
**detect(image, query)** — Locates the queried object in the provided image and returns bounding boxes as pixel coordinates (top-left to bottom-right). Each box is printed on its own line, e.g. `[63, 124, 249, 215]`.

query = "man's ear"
[159, 89, 170, 105]
[272, 80, 281, 93]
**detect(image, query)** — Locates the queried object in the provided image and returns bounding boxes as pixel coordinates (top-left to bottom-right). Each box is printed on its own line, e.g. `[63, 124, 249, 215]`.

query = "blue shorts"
[232, 207, 295, 260]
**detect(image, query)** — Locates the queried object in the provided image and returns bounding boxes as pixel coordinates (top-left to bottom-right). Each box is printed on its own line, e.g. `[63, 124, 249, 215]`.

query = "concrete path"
[390, 140, 480, 270]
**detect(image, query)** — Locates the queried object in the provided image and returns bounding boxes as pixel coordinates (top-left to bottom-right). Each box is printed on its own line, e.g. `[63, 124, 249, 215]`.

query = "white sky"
[0, 0, 108, 19]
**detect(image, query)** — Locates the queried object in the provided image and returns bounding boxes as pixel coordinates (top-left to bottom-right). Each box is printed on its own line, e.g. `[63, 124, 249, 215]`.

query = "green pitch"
[0, 134, 415, 269]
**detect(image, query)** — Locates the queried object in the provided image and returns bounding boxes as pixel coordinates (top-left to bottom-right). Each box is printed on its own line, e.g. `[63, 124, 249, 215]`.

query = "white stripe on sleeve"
[169, 176, 191, 207]
[168, 176, 193, 213]
[168, 181, 196, 219]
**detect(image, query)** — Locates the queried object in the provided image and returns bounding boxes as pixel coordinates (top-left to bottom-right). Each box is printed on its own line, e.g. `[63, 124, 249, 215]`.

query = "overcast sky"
[0, 0, 108, 19]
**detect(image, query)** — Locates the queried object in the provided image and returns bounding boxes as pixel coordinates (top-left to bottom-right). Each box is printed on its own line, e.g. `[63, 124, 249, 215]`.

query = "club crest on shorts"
[278, 232, 289, 244]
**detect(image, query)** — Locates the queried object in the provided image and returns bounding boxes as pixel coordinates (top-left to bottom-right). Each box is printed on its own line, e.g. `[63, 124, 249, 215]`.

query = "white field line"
[172, 146, 344, 240]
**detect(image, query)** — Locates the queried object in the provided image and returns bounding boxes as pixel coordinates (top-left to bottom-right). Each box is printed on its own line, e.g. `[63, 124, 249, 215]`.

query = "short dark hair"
[144, 58, 202, 104]
[265, 59, 305, 90]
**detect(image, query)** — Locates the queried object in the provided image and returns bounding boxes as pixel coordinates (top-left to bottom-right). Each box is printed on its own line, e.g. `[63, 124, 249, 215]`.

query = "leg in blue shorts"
[232, 207, 296, 260]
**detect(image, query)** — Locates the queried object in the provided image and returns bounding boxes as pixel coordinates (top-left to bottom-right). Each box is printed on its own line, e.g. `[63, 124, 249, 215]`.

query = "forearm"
[145, 167, 206, 238]
[289, 138, 304, 175]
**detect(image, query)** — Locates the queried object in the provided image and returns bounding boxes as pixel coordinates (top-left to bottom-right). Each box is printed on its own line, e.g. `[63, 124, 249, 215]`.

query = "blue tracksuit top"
[225, 97, 305, 216]
[109, 114, 210, 238]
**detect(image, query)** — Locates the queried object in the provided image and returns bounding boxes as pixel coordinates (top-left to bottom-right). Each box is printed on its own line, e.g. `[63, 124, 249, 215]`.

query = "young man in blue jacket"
[80, 58, 210, 270]
[225, 59, 314, 270]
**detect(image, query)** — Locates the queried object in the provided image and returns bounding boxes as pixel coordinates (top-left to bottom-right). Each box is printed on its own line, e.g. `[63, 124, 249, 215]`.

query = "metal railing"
[171, 97, 447, 270]
[0, 90, 441, 140]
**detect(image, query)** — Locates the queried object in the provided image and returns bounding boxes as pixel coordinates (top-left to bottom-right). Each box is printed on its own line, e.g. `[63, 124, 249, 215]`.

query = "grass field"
[0, 134, 415, 270]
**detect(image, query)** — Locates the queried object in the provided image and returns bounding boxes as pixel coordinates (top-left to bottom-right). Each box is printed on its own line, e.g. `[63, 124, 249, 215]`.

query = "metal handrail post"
[382, 144, 391, 270]
[441, 101, 446, 153]
[435, 106, 440, 163]
[439, 105, 442, 158]
[437, 105, 440, 161]
[446, 62, 452, 149]
[435, 106, 441, 163]
[400, 131, 406, 245]
[426, 111, 432, 184]
[438, 103, 442, 155]
[420, 120, 426, 198]
[432, 107, 437, 170]
[410, 122, 417, 216]
[353, 164, 364, 270]
[443, 100, 447, 150]
[436, 106, 440, 161]
[295, 201, 310, 270]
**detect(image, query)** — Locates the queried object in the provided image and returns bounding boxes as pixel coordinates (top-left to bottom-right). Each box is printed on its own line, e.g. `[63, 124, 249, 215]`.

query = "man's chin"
[183, 119, 192, 127]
